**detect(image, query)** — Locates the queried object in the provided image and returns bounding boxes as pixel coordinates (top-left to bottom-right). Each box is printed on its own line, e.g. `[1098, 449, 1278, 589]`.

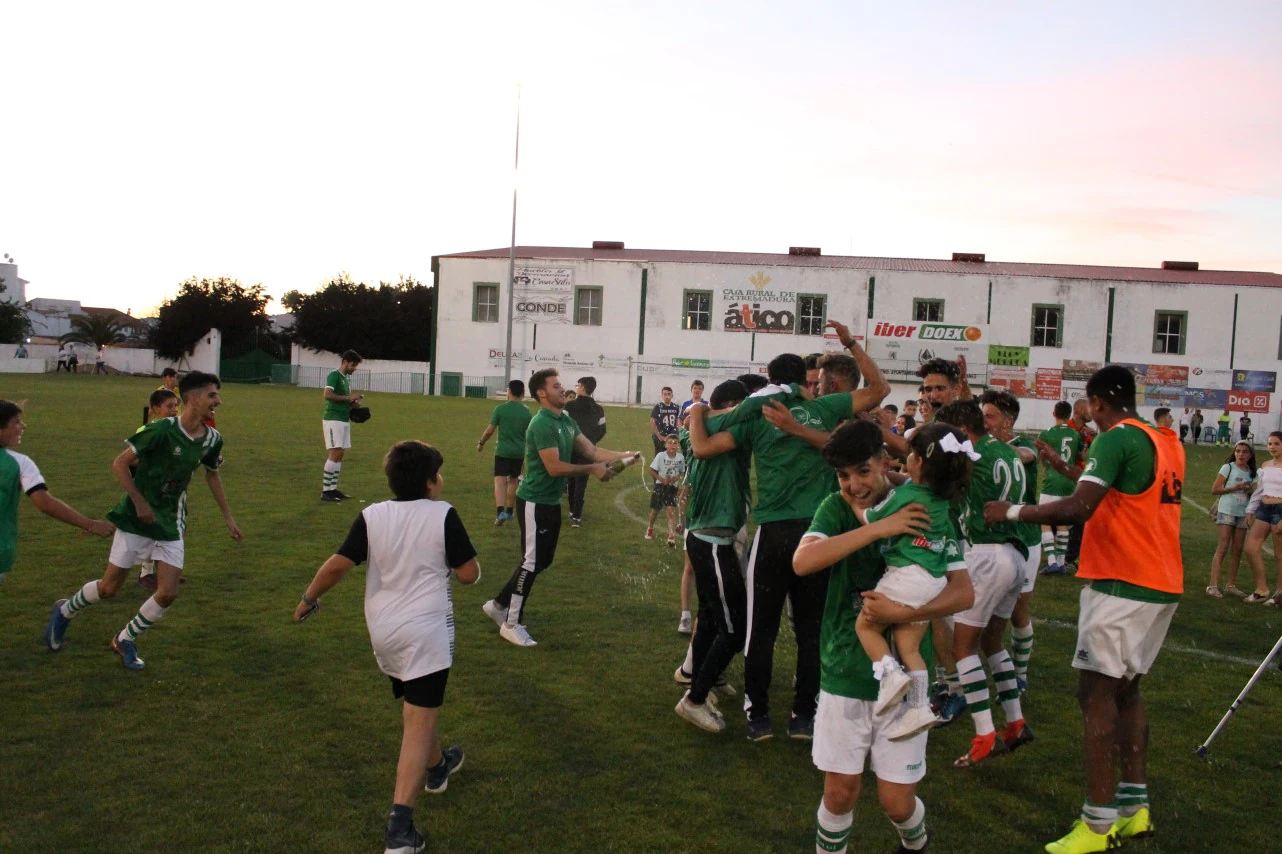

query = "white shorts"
[1073, 586, 1178, 680]
[875, 565, 947, 611]
[323, 420, 352, 450]
[955, 543, 1022, 627]
[109, 530, 185, 570]
[1039, 492, 1069, 510]
[812, 690, 928, 784]
[1020, 544, 1041, 594]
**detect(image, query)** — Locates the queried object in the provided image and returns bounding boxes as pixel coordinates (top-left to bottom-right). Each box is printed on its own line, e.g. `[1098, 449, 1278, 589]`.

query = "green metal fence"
[219, 348, 287, 384]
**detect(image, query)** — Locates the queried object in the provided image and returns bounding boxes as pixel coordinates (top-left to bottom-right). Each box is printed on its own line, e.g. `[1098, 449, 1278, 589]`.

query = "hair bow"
[938, 433, 982, 461]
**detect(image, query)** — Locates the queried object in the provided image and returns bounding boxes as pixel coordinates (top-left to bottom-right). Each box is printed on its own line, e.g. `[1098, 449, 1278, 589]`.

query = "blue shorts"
[1216, 512, 1247, 529]
[1255, 504, 1282, 526]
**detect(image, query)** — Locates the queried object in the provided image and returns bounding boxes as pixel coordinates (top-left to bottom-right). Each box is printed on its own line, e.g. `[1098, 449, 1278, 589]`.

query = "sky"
[2, 0, 1280, 315]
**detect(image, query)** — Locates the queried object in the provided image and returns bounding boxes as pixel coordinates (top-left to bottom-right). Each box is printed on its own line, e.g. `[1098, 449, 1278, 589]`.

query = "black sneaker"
[333, 489, 351, 500]
[571, 517, 582, 527]
[424, 745, 464, 794]
[894, 839, 928, 853]
[321, 490, 343, 503]
[788, 714, 814, 741]
[746, 716, 773, 742]
[384, 824, 426, 854]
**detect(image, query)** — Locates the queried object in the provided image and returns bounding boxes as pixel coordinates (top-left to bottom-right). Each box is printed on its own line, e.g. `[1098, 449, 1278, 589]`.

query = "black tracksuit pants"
[686, 532, 748, 705]
[494, 499, 561, 626]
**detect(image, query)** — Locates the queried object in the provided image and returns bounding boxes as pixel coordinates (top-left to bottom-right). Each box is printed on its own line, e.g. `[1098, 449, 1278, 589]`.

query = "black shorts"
[390, 667, 450, 708]
[650, 483, 678, 510]
[494, 456, 523, 478]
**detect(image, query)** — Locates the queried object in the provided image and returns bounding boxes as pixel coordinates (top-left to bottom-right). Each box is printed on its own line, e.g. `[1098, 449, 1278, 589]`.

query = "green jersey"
[685, 411, 752, 533]
[808, 492, 933, 700]
[863, 483, 965, 577]
[1, 449, 47, 575]
[1080, 419, 1155, 496]
[108, 417, 224, 541]
[1038, 424, 1083, 497]
[489, 400, 533, 460]
[725, 391, 853, 524]
[517, 408, 581, 505]
[323, 369, 353, 422]
[1008, 435, 1042, 548]
[959, 434, 1029, 556]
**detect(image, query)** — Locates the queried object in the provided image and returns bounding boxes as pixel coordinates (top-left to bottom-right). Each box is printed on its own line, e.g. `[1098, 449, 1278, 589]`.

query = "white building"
[431, 243, 1282, 432]
[0, 259, 28, 304]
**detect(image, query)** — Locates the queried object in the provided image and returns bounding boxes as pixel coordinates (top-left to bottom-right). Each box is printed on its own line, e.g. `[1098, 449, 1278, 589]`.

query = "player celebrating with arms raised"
[984, 365, 1184, 854]
[45, 372, 243, 670]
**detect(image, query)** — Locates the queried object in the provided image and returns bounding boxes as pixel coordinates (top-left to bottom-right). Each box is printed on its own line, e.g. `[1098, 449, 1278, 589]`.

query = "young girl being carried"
[855, 422, 974, 740]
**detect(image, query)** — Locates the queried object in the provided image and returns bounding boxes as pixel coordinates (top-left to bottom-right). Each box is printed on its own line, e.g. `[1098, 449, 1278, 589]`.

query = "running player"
[980, 389, 1041, 689]
[934, 400, 1034, 768]
[984, 364, 1183, 854]
[689, 345, 889, 741]
[2, 400, 115, 582]
[321, 350, 364, 502]
[1038, 402, 1084, 575]
[477, 379, 532, 526]
[794, 419, 975, 854]
[44, 372, 243, 670]
[482, 368, 639, 647]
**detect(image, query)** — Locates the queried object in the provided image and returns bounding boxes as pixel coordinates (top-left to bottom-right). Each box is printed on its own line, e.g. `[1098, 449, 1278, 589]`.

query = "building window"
[473, 283, 499, 323]
[1031, 304, 1063, 348]
[796, 294, 826, 335]
[683, 289, 712, 331]
[575, 287, 602, 326]
[913, 299, 944, 322]
[1153, 310, 1187, 355]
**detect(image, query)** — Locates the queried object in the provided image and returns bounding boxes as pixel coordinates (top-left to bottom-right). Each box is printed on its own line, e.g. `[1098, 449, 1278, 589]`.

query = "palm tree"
[61, 313, 128, 348]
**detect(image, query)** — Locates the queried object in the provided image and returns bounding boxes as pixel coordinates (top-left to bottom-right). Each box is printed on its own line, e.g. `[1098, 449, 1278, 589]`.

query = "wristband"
[1005, 504, 1025, 522]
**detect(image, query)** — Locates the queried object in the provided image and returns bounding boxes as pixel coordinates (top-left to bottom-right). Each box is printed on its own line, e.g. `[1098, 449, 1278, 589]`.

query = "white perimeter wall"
[0, 331, 221, 377]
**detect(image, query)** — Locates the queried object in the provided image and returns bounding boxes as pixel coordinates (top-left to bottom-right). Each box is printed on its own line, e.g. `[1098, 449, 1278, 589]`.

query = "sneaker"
[46, 599, 71, 652]
[933, 693, 967, 728]
[1062, 562, 1078, 575]
[873, 667, 911, 715]
[894, 842, 929, 854]
[111, 636, 145, 670]
[1111, 807, 1154, 841]
[1040, 562, 1066, 576]
[424, 745, 464, 794]
[1225, 585, 1248, 598]
[645, 528, 654, 540]
[953, 731, 1007, 768]
[571, 517, 582, 528]
[887, 705, 939, 741]
[332, 490, 351, 500]
[1244, 591, 1271, 603]
[673, 665, 693, 685]
[675, 693, 726, 733]
[745, 716, 773, 742]
[502, 510, 514, 520]
[712, 678, 737, 697]
[321, 490, 343, 503]
[1044, 820, 1117, 854]
[482, 599, 506, 627]
[384, 824, 426, 854]
[499, 622, 537, 647]
[1003, 720, 1036, 753]
[494, 514, 505, 527]
[677, 613, 692, 635]
[667, 535, 676, 547]
[1016, 675, 1028, 696]
[788, 713, 814, 741]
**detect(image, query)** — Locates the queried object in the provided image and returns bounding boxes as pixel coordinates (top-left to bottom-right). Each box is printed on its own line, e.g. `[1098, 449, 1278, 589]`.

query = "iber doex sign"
[871, 322, 983, 342]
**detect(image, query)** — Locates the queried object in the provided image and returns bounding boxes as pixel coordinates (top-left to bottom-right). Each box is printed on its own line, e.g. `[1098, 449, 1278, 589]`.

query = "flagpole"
[503, 84, 521, 385]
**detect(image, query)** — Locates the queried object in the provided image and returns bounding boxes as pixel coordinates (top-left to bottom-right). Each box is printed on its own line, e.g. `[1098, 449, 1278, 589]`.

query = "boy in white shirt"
[646, 434, 687, 546]
[295, 440, 480, 854]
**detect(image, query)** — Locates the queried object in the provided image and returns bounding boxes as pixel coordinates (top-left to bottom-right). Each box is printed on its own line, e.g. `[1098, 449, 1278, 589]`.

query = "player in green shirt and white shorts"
[795, 419, 976, 854]
[45, 372, 243, 670]
[477, 379, 533, 525]
[322, 349, 364, 502]
[1, 400, 115, 583]
[1039, 402, 1085, 573]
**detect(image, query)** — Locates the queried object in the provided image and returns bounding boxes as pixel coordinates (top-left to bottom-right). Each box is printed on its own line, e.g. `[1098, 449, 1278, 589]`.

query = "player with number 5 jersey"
[1039, 403, 1084, 572]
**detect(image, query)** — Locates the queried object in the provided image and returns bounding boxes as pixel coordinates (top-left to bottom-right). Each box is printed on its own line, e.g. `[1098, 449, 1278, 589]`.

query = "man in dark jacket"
[565, 377, 608, 527]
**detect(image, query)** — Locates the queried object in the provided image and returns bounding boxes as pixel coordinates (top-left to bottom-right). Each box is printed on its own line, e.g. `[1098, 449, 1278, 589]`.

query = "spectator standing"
[66, 345, 79, 373]
[649, 387, 680, 455]
[1216, 410, 1232, 446]
[56, 345, 69, 373]
[564, 376, 607, 527]
[903, 399, 918, 420]
[1208, 441, 1255, 598]
[680, 380, 706, 417]
[1191, 409, 1204, 444]
[1240, 414, 1252, 442]
[95, 346, 108, 374]
[13, 342, 28, 358]
[1179, 408, 1191, 443]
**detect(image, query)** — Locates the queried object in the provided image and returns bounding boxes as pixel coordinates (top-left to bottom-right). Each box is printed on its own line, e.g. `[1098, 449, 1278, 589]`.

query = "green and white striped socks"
[988, 650, 1023, 724]
[1010, 623, 1034, 682]
[1116, 782, 1148, 817]
[815, 801, 852, 853]
[117, 596, 167, 644]
[1081, 801, 1117, 835]
[957, 654, 994, 735]
[61, 581, 100, 619]
[891, 797, 928, 851]
[322, 460, 341, 492]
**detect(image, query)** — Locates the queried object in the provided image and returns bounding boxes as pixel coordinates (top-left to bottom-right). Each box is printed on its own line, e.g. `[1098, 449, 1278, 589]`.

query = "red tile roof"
[439, 246, 1282, 288]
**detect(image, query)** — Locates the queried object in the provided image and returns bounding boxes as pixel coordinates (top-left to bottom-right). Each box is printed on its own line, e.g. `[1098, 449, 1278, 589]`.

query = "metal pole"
[503, 85, 521, 385]
[1196, 632, 1282, 757]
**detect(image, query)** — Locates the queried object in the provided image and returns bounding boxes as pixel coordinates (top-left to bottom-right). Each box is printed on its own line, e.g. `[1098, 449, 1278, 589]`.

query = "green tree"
[60, 313, 128, 348]
[280, 290, 305, 312]
[0, 280, 31, 344]
[291, 275, 432, 361]
[153, 277, 271, 360]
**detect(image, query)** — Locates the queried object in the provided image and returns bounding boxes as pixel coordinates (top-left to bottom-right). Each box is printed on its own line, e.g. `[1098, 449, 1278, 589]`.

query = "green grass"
[1, 374, 1279, 852]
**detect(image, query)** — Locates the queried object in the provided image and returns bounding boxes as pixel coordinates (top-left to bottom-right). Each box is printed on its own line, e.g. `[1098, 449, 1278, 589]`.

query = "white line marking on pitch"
[614, 484, 650, 526]
[1035, 618, 1263, 667]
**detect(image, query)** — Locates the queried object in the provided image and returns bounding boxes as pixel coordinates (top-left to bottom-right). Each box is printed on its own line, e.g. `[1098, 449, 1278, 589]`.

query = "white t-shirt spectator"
[650, 451, 687, 483]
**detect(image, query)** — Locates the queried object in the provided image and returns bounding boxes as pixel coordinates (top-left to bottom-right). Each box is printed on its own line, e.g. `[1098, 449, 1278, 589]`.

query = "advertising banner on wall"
[1185, 387, 1227, 409]
[513, 267, 574, 325]
[989, 367, 1031, 397]
[988, 345, 1029, 368]
[1232, 370, 1277, 392]
[1118, 363, 1190, 386]
[1139, 385, 1187, 406]
[1062, 360, 1102, 382]
[866, 319, 988, 365]
[1189, 367, 1232, 390]
[1227, 390, 1272, 412]
[721, 272, 799, 334]
[1035, 368, 1064, 400]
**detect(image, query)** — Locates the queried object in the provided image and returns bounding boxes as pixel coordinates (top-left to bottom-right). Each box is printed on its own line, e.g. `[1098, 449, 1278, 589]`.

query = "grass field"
[2, 374, 1281, 853]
